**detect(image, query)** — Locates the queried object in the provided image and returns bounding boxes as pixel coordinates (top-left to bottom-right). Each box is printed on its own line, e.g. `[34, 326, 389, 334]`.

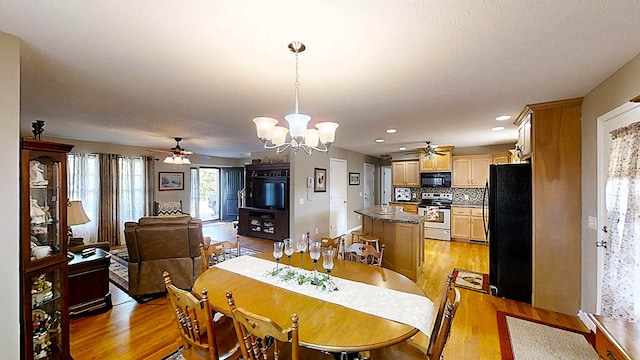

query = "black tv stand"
[238, 207, 289, 241]
[239, 162, 290, 241]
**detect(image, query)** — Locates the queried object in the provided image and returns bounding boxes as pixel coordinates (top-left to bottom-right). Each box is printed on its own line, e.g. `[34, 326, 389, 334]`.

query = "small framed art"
[314, 168, 327, 192]
[349, 172, 360, 185]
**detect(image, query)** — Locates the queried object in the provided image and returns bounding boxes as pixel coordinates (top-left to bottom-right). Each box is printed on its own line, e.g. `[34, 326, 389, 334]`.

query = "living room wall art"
[159, 172, 184, 191]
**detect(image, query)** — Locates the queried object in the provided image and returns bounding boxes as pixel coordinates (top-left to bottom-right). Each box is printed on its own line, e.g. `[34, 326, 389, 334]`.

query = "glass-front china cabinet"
[20, 138, 74, 360]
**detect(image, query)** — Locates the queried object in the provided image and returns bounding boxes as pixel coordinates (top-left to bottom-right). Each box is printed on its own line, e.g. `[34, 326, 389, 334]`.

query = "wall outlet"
[299, 198, 304, 205]
[464, 194, 469, 200]
[357, 215, 361, 220]
[315, 228, 319, 234]
[359, 192, 362, 197]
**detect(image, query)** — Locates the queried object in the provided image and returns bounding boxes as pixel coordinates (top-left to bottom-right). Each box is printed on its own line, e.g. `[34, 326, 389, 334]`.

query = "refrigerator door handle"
[483, 180, 489, 239]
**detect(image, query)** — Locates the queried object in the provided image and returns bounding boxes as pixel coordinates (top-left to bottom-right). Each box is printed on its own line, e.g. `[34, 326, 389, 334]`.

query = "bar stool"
[359, 234, 380, 252]
[350, 230, 365, 245]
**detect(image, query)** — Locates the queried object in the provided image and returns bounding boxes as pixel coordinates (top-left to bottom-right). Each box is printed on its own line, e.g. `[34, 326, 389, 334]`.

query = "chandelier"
[163, 137, 192, 165]
[253, 42, 339, 155]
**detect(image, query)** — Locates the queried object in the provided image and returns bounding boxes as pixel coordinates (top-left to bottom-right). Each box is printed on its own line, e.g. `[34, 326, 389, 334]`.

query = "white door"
[596, 101, 640, 311]
[364, 163, 375, 208]
[381, 166, 392, 205]
[330, 158, 348, 238]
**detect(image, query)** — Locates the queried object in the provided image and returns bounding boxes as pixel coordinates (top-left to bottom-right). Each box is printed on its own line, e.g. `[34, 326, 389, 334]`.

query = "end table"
[68, 248, 112, 317]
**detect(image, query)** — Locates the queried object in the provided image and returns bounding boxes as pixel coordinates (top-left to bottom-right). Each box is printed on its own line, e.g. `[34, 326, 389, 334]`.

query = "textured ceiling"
[2, 0, 640, 159]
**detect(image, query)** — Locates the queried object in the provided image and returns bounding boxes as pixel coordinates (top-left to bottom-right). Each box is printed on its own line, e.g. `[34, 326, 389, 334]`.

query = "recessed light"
[375, 138, 385, 143]
[386, 129, 397, 134]
[398, 146, 407, 151]
[496, 115, 511, 121]
[491, 126, 505, 132]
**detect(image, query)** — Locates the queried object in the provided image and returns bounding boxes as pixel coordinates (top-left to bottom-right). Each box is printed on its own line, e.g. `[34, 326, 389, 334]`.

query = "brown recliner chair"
[124, 215, 204, 300]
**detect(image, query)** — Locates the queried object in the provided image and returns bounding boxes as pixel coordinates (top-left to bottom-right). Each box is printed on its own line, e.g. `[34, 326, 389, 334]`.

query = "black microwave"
[421, 172, 451, 187]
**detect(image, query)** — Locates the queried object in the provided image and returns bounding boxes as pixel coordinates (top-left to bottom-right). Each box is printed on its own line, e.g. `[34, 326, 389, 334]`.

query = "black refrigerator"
[488, 163, 532, 303]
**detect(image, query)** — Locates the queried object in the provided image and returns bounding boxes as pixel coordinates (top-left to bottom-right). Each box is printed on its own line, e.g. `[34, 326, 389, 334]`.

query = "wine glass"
[322, 249, 335, 283]
[296, 233, 307, 270]
[273, 242, 284, 272]
[309, 241, 322, 281]
[283, 238, 294, 267]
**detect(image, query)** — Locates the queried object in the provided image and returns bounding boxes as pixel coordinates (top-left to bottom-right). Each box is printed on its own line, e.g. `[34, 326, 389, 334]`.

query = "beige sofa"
[124, 215, 204, 299]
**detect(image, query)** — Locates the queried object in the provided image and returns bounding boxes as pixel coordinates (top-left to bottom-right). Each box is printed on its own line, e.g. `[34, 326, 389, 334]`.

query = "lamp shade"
[253, 117, 278, 140]
[316, 122, 339, 144]
[68, 200, 90, 226]
[285, 113, 311, 139]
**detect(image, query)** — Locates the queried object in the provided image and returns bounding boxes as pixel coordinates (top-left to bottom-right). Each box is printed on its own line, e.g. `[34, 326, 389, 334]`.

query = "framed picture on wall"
[314, 168, 327, 192]
[159, 172, 184, 191]
[349, 172, 360, 185]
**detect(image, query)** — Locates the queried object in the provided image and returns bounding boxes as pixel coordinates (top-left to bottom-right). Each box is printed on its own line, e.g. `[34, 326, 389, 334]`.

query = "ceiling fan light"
[163, 156, 175, 164]
[182, 157, 191, 165]
[316, 122, 339, 144]
[304, 128, 320, 147]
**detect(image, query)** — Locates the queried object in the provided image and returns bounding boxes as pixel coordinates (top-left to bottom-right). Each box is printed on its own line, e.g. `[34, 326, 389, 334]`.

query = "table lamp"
[67, 200, 90, 246]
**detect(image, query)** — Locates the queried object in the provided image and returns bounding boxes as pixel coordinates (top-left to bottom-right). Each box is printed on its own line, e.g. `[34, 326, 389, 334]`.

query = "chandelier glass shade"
[163, 154, 191, 165]
[253, 42, 339, 155]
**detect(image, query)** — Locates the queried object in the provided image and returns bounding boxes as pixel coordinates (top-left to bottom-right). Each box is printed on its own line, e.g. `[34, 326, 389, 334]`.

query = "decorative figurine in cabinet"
[20, 138, 74, 360]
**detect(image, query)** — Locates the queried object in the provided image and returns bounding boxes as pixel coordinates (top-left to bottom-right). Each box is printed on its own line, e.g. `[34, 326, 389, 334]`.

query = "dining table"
[193, 251, 434, 354]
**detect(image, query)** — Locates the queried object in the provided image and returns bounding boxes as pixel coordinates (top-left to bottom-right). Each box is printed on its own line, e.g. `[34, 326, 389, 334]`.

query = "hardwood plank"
[69, 222, 590, 359]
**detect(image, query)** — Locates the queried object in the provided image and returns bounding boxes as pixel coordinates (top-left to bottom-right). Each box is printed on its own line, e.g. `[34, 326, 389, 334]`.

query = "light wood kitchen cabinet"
[452, 155, 491, 188]
[388, 202, 418, 214]
[491, 151, 511, 164]
[392, 160, 420, 187]
[515, 111, 532, 160]
[451, 207, 488, 242]
[419, 146, 453, 172]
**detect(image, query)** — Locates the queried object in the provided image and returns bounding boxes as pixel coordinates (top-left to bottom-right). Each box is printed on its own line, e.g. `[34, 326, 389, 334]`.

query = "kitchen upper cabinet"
[491, 152, 511, 164]
[452, 155, 491, 188]
[392, 160, 420, 187]
[419, 146, 453, 172]
[515, 111, 532, 160]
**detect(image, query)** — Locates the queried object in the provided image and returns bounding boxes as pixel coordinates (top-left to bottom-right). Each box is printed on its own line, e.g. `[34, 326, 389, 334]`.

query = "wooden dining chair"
[344, 242, 385, 266]
[369, 287, 461, 360]
[200, 236, 241, 271]
[318, 235, 344, 258]
[225, 291, 333, 360]
[163, 271, 241, 360]
[428, 274, 455, 356]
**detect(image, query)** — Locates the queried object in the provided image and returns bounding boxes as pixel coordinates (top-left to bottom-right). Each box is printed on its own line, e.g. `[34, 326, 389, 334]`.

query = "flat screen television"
[251, 176, 288, 210]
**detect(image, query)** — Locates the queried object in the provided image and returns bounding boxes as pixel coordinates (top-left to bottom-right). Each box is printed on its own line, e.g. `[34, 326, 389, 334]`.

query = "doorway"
[197, 167, 220, 221]
[364, 163, 375, 208]
[596, 101, 640, 318]
[381, 166, 392, 205]
[330, 158, 348, 238]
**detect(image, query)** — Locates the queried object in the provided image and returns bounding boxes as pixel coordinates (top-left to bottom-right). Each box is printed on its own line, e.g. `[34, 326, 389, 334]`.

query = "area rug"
[451, 268, 489, 293]
[497, 311, 598, 360]
[108, 246, 261, 294]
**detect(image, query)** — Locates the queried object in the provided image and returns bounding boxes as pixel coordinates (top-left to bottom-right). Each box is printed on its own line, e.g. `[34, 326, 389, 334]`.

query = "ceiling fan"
[404, 141, 445, 158]
[149, 137, 194, 164]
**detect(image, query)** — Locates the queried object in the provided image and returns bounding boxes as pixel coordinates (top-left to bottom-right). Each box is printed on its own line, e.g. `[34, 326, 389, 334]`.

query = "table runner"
[215, 256, 434, 335]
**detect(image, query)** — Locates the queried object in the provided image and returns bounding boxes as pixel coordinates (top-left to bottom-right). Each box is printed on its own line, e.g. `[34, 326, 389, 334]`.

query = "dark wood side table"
[68, 248, 112, 317]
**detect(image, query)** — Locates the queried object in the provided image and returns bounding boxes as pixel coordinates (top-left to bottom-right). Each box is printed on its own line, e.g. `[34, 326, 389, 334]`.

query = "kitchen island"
[354, 206, 425, 281]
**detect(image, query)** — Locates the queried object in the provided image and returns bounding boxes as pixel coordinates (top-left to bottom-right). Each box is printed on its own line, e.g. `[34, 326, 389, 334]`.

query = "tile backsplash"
[404, 187, 486, 205]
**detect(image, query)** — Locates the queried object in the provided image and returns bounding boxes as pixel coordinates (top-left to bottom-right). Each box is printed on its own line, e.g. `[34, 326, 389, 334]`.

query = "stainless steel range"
[418, 193, 452, 241]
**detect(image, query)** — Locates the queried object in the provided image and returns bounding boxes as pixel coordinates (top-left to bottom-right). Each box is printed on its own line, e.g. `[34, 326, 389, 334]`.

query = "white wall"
[581, 53, 640, 314]
[0, 31, 21, 359]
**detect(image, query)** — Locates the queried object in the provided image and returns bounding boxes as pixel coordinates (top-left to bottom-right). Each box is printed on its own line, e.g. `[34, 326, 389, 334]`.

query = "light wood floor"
[70, 222, 589, 359]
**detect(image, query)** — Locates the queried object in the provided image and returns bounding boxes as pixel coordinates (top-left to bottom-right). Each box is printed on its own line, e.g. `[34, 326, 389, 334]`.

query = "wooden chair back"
[344, 242, 385, 266]
[429, 287, 461, 360]
[225, 291, 300, 360]
[200, 236, 241, 272]
[427, 273, 455, 356]
[318, 236, 344, 258]
[163, 271, 220, 359]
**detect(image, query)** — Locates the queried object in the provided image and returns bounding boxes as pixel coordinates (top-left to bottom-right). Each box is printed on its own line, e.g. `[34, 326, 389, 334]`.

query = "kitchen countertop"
[451, 203, 487, 208]
[388, 201, 420, 205]
[355, 206, 425, 224]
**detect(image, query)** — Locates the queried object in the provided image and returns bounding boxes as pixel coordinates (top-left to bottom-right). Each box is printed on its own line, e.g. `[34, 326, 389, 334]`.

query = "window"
[67, 153, 99, 243]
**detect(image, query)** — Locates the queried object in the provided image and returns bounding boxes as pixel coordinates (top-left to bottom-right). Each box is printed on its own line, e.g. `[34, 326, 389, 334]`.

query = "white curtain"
[190, 167, 199, 217]
[67, 153, 100, 244]
[601, 121, 640, 321]
[118, 156, 146, 244]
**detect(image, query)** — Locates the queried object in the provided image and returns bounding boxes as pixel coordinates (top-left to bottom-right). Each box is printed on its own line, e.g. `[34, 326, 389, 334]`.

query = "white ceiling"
[2, 1, 640, 159]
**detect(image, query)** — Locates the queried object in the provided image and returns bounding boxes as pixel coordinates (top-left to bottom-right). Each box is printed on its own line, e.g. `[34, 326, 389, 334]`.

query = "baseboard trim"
[578, 310, 596, 332]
